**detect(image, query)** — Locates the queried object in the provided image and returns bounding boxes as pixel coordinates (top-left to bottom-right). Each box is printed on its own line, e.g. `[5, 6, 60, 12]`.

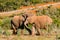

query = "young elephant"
[11, 16, 25, 35]
[24, 15, 53, 35]
[11, 13, 35, 35]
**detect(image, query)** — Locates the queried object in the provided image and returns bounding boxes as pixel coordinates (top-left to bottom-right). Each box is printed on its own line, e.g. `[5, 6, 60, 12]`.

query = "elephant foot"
[13, 30, 17, 35]
[13, 32, 17, 35]
[36, 32, 44, 36]
[31, 33, 35, 36]
[36, 33, 40, 36]
[31, 32, 35, 36]
[20, 30, 24, 35]
[31, 26, 35, 36]
[40, 33, 44, 36]
[28, 31, 32, 35]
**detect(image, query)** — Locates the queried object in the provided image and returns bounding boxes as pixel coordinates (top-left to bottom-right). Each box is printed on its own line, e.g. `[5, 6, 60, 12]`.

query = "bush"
[0, 19, 3, 26]
[0, 17, 11, 30]
[0, 27, 3, 35]
[0, 0, 59, 12]
[3, 30, 12, 36]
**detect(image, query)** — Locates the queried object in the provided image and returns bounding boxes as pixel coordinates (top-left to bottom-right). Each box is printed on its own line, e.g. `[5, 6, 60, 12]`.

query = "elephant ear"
[22, 14, 28, 20]
[22, 13, 36, 21]
[22, 13, 34, 18]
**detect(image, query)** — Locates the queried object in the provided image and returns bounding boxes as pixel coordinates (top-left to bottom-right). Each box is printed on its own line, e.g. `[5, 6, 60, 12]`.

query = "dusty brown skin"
[11, 13, 36, 35]
[24, 15, 53, 35]
[11, 16, 25, 35]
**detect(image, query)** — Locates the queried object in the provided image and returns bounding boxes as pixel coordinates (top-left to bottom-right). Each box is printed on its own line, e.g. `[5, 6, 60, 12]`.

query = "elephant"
[11, 16, 24, 35]
[24, 15, 53, 35]
[11, 13, 36, 35]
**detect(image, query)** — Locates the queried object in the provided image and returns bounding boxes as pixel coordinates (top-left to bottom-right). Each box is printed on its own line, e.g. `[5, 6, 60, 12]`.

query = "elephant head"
[22, 13, 36, 20]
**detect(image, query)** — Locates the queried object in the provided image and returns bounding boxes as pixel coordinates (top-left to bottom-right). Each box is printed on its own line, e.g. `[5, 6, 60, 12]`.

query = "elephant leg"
[35, 23, 41, 35]
[44, 25, 49, 33]
[12, 25, 17, 34]
[20, 29, 24, 35]
[36, 26, 43, 35]
[13, 29, 17, 35]
[32, 26, 35, 36]
[11, 20, 17, 34]
[36, 27, 41, 35]
[45, 26, 50, 36]
[36, 27, 45, 36]
[45, 26, 48, 32]
[20, 26, 24, 35]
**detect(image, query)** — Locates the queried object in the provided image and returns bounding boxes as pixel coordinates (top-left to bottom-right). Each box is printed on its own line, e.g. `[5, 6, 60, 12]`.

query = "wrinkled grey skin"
[24, 15, 53, 35]
[11, 13, 35, 35]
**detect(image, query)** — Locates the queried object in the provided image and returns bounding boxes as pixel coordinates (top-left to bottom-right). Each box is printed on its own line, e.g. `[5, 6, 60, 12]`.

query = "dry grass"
[0, 29, 58, 40]
[0, 35, 56, 40]
[0, 28, 58, 40]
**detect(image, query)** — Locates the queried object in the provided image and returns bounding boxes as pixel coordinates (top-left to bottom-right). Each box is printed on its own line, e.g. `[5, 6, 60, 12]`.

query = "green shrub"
[3, 30, 12, 36]
[0, 0, 59, 12]
[0, 19, 3, 26]
[1, 17, 11, 30]
[0, 27, 3, 35]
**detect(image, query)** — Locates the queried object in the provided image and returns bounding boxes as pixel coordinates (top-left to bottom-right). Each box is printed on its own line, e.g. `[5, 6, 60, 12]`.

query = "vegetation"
[0, 17, 11, 30]
[0, 0, 60, 40]
[0, 6, 60, 35]
[0, 0, 60, 12]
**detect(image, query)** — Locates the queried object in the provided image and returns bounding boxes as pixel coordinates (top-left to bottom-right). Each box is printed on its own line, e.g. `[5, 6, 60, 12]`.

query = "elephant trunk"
[24, 21, 32, 35]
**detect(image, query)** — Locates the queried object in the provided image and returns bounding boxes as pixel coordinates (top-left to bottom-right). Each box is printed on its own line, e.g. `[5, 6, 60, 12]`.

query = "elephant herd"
[11, 13, 53, 36]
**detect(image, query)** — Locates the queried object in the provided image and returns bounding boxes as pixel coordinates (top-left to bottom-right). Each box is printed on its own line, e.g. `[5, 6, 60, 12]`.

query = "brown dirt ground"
[0, 35, 56, 40]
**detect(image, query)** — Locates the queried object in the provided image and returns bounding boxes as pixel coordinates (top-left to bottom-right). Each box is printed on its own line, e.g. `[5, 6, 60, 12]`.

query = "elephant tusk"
[24, 21, 28, 28]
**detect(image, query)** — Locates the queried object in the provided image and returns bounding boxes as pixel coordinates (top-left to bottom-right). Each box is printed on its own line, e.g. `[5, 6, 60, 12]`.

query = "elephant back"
[12, 16, 20, 27]
[22, 13, 36, 19]
[37, 15, 53, 27]
[26, 16, 37, 24]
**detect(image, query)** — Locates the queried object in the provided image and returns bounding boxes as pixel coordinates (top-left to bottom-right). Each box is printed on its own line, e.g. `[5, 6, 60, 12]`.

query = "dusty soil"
[0, 29, 59, 40]
[0, 35, 56, 40]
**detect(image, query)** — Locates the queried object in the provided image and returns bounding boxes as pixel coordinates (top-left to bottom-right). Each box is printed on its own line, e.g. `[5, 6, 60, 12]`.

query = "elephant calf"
[24, 15, 53, 35]
[11, 16, 25, 34]
[11, 13, 36, 35]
